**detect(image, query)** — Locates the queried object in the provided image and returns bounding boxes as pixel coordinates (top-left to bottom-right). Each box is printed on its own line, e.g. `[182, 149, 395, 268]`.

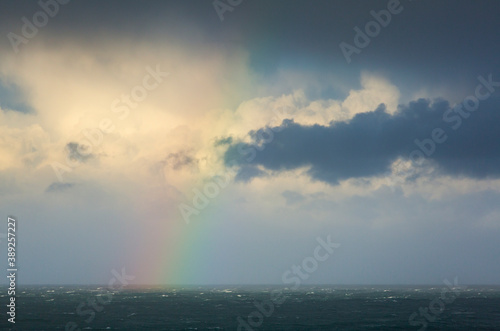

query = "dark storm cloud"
[0, 1, 499, 99]
[1, 1, 498, 76]
[224, 96, 500, 184]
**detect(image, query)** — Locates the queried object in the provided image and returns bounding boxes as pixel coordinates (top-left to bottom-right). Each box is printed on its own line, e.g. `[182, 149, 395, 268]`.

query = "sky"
[0, 0, 500, 285]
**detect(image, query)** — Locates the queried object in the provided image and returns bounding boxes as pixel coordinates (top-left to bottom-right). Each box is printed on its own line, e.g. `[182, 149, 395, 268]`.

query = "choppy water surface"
[1, 285, 500, 330]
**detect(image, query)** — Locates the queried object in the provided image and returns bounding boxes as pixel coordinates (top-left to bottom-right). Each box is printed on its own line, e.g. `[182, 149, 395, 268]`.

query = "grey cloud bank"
[225, 79, 500, 184]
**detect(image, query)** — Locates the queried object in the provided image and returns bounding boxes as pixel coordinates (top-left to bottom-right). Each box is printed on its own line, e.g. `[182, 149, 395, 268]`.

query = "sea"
[1, 285, 500, 330]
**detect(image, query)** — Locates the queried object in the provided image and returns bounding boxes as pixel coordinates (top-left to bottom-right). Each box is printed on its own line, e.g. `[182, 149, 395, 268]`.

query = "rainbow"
[129, 182, 232, 285]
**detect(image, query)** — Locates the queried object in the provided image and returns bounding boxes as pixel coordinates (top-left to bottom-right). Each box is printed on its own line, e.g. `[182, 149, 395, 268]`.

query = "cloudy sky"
[1, 0, 500, 285]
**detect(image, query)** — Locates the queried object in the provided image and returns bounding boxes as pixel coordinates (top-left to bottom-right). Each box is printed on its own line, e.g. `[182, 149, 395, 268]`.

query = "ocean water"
[1, 285, 500, 330]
